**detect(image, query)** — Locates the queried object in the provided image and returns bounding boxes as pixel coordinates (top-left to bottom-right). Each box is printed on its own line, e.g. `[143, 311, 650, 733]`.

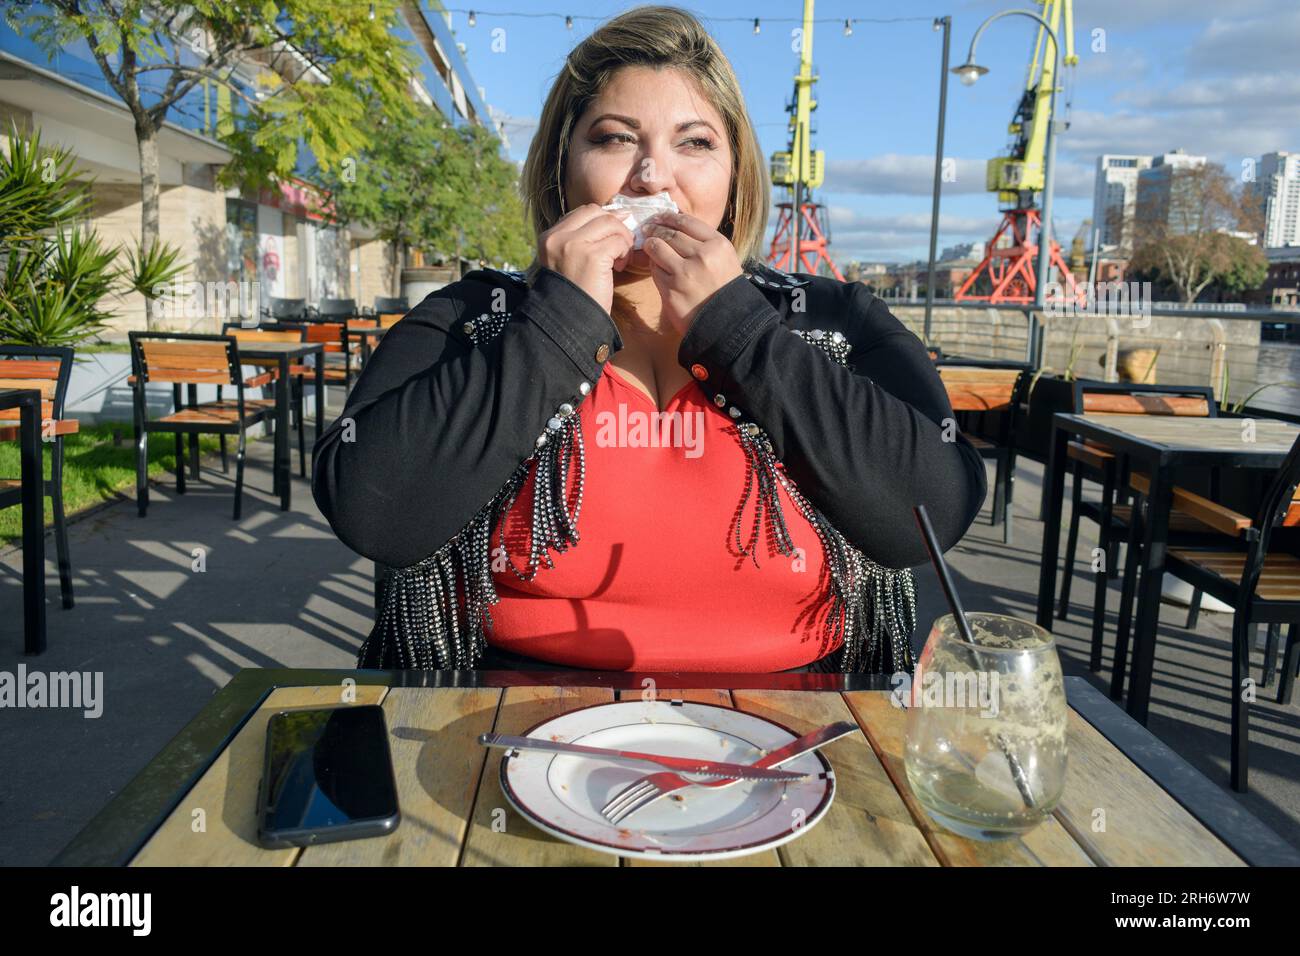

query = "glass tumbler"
[903, 613, 1068, 840]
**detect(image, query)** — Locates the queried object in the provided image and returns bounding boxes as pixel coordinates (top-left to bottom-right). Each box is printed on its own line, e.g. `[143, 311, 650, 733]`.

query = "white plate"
[498, 699, 835, 861]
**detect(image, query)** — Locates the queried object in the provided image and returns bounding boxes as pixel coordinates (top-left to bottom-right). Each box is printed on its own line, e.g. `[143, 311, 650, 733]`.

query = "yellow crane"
[955, 0, 1080, 304]
[767, 0, 843, 280]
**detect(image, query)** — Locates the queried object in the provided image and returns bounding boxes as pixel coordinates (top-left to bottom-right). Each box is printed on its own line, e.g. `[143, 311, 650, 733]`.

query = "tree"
[453, 123, 531, 271]
[313, 113, 530, 290]
[1130, 161, 1264, 303]
[7, 0, 418, 255]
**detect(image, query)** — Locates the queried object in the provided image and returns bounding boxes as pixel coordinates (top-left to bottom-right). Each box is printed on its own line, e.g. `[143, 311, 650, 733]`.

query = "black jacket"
[311, 261, 987, 671]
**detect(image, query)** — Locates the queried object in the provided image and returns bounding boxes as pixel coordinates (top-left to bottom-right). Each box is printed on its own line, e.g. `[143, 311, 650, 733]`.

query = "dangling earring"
[558, 183, 568, 217]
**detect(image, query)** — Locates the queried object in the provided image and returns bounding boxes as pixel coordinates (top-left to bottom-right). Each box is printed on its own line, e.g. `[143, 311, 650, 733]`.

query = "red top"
[485, 364, 836, 671]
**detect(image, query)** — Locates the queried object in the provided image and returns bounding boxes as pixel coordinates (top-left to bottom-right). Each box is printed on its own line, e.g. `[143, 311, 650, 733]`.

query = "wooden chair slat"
[0, 399, 56, 420]
[936, 367, 1023, 384]
[1128, 472, 1252, 538]
[0, 377, 57, 398]
[1082, 393, 1210, 416]
[1067, 439, 1115, 469]
[945, 384, 1017, 412]
[378, 312, 403, 328]
[227, 329, 302, 343]
[0, 360, 61, 379]
[1169, 550, 1300, 601]
[0, 419, 78, 441]
[143, 368, 234, 385]
[140, 352, 231, 371]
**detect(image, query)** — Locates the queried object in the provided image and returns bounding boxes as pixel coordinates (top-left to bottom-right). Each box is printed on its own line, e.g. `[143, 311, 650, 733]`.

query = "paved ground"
[1, 441, 1297, 864]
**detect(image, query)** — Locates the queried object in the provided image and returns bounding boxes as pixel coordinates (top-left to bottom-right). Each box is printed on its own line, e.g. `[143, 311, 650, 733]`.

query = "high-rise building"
[1135, 149, 1209, 237]
[1092, 154, 1153, 251]
[1256, 151, 1300, 248]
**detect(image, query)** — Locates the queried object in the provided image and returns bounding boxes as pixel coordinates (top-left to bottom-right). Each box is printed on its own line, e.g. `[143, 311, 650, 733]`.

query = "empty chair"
[0, 346, 78, 608]
[316, 298, 358, 322]
[372, 296, 408, 330]
[936, 361, 1028, 543]
[129, 332, 277, 520]
[264, 297, 309, 322]
[373, 296, 408, 314]
[222, 322, 310, 477]
[1140, 432, 1300, 792]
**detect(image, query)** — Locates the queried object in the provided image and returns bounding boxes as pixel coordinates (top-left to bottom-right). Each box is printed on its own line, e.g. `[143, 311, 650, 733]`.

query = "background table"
[52, 669, 1300, 867]
[236, 341, 324, 510]
[1037, 412, 1300, 723]
[345, 323, 387, 366]
[0, 388, 45, 654]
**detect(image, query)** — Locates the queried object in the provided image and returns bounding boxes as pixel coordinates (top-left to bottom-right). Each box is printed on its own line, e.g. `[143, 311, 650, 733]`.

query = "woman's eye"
[592, 133, 715, 151]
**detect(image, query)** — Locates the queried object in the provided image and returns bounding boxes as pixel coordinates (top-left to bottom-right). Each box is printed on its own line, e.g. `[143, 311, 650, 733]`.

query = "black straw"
[913, 504, 976, 645]
[911, 503, 1038, 810]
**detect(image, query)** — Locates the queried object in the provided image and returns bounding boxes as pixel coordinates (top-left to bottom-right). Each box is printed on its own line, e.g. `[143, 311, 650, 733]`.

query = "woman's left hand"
[641, 211, 744, 336]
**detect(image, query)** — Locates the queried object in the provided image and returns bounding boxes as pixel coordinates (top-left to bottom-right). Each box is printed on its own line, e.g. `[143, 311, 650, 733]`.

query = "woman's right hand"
[536, 204, 635, 315]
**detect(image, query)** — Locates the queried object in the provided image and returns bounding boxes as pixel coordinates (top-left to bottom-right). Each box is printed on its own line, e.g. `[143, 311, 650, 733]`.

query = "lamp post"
[951, 8, 1063, 318]
[923, 16, 951, 345]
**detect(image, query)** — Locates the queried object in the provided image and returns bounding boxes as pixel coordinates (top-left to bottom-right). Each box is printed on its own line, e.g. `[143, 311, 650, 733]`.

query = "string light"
[436, 8, 938, 28]
[844, 19, 852, 36]
[368, 2, 375, 19]
[468, 9, 476, 26]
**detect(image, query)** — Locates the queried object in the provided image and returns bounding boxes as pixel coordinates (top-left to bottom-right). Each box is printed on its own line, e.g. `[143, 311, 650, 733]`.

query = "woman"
[312, 5, 987, 674]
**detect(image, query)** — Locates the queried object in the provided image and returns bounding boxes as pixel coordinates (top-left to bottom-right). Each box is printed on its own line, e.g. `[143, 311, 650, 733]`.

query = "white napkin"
[602, 191, 679, 250]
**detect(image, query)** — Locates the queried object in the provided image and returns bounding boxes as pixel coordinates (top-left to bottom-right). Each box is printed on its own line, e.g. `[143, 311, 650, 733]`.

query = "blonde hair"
[520, 5, 770, 274]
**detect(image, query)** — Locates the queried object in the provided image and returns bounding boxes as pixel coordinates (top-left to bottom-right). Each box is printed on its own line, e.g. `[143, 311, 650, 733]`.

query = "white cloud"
[1186, 10, 1300, 75]
[825, 152, 1093, 200]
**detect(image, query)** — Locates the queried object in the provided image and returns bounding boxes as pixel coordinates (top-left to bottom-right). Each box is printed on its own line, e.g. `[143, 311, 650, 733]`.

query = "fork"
[600, 721, 859, 826]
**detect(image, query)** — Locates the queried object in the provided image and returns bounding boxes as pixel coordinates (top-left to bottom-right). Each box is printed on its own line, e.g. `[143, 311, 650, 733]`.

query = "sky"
[435, 0, 1300, 264]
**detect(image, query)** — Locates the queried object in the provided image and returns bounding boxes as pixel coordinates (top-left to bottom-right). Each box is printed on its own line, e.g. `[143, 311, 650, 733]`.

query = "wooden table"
[1036, 413, 1300, 725]
[0, 388, 45, 654]
[235, 341, 325, 511]
[345, 322, 387, 366]
[52, 669, 1300, 867]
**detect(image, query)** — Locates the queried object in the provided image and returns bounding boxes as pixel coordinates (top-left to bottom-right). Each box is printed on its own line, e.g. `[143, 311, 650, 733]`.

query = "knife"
[479, 732, 811, 781]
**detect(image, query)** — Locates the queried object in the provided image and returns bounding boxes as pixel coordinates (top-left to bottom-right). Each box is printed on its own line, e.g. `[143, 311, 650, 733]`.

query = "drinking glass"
[903, 613, 1068, 840]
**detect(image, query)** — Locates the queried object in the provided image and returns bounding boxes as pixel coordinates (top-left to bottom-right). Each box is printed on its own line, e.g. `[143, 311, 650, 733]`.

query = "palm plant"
[0, 122, 162, 346]
[123, 238, 187, 330]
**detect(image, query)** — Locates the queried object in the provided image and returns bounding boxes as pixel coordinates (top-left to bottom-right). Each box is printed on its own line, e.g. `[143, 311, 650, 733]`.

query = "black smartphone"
[256, 705, 401, 849]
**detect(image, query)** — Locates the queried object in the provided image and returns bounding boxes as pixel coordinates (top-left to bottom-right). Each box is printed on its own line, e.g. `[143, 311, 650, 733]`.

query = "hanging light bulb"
[468, 10, 476, 27]
[753, 18, 760, 35]
[844, 19, 852, 37]
[565, 15, 573, 30]
[368, 2, 375, 19]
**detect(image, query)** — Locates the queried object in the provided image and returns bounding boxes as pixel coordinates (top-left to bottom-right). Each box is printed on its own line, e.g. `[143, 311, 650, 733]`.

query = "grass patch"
[0, 423, 230, 545]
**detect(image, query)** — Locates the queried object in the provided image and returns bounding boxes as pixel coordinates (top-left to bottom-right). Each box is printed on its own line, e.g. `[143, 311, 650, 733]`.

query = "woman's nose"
[629, 145, 676, 195]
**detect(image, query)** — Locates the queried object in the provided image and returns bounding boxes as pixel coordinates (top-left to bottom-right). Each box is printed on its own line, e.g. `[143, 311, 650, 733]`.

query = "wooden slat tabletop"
[126, 684, 1247, 867]
[1082, 413, 1300, 453]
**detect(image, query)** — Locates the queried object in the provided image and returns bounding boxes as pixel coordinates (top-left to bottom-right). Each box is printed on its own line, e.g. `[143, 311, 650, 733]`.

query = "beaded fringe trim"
[358, 310, 916, 673]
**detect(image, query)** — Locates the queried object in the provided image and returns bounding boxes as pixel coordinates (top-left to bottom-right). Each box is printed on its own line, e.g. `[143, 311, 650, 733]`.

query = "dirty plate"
[498, 699, 834, 861]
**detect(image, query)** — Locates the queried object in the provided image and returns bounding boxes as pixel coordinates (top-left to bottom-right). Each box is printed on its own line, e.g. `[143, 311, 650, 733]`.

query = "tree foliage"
[312, 111, 530, 285]
[1130, 161, 1265, 303]
[6, 0, 419, 249]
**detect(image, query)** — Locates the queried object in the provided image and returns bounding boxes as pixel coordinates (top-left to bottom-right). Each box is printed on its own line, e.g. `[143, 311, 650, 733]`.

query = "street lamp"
[952, 8, 1063, 315]
[923, 16, 951, 345]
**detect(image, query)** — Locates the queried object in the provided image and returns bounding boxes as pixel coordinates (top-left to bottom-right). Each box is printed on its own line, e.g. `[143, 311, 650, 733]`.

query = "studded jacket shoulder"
[311, 261, 987, 671]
